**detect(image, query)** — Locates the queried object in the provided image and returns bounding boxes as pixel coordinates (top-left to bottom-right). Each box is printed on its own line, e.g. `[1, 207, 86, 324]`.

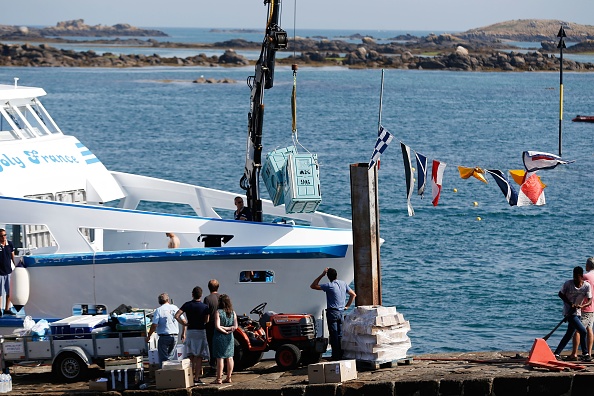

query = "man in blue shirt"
[311, 267, 356, 360]
[146, 293, 180, 365]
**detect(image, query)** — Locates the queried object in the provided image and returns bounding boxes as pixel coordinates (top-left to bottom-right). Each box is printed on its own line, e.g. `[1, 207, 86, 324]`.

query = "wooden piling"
[349, 163, 382, 306]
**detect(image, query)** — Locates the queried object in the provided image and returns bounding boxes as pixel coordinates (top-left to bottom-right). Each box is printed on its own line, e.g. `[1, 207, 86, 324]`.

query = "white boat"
[0, 1, 353, 324]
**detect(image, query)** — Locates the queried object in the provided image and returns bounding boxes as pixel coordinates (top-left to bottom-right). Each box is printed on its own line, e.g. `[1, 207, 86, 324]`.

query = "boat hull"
[572, 115, 594, 123]
[23, 246, 353, 321]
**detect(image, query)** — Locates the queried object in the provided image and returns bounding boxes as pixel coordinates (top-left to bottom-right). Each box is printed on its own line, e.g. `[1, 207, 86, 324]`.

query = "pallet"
[356, 357, 413, 370]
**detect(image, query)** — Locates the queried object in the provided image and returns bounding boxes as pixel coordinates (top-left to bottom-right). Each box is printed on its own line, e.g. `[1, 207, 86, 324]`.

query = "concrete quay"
[6, 351, 594, 396]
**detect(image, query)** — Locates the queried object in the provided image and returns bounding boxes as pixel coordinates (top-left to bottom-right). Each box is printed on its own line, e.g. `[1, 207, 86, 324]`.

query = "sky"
[1, 0, 593, 32]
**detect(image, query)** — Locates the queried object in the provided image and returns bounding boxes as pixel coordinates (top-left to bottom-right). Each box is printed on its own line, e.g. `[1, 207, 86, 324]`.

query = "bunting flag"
[517, 171, 546, 206]
[415, 152, 428, 198]
[401, 143, 415, 216]
[368, 125, 394, 169]
[523, 151, 574, 172]
[509, 169, 547, 189]
[486, 170, 518, 206]
[457, 166, 488, 184]
[431, 160, 447, 206]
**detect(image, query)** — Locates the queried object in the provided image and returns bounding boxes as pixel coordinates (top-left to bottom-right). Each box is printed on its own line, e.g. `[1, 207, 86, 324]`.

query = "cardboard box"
[89, 378, 109, 391]
[324, 360, 357, 383]
[308, 362, 326, 384]
[162, 358, 191, 370]
[104, 356, 143, 371]
[155, 367, 192, 390]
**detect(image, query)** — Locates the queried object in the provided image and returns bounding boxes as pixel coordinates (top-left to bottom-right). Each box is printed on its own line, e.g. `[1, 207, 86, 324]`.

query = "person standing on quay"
[211, 294, 238, 384]
[554, 266, 592, 361]
[175, 286, 210, 384]
[310, 267, 356, 360]
[204, 279, 220, 371]
[146, 293, 180, 366]
[570, 258, 594, 360]
[0, 229, 15, 316]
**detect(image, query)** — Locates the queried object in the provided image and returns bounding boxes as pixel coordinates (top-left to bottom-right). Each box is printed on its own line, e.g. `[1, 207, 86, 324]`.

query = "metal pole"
[557, 26, 567, 157]
[377, 69, 385, 133]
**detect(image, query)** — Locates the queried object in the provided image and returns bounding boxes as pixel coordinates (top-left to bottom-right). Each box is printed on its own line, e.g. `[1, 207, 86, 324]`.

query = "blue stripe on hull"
[23, 245, 349, 268]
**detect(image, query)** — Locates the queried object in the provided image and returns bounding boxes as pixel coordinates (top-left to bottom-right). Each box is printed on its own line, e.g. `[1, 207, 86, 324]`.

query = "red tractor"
[233, 302, 328, 370]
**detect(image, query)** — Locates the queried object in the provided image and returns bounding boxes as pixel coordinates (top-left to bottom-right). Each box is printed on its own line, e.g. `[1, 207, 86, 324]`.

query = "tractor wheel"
[234, 338, 263, 370]
[52, 352, 88, 382]
[275, 344, 302, 370]
[301, 350, 323, 365]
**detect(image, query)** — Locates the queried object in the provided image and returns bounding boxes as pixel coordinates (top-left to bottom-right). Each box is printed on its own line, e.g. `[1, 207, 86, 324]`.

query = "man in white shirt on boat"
[0, 229, 15, 316]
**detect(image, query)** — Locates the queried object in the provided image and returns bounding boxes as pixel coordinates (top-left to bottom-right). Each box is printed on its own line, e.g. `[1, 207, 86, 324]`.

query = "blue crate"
[283, 153, 321, 213]
[262, 146, 296, 206]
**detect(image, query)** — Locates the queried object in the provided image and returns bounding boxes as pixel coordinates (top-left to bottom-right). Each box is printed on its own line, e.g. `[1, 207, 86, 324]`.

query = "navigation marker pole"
[557, 26, 566, 157]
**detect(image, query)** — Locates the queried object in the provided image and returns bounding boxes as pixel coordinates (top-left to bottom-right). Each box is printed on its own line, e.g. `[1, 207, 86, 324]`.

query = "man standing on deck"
[310, 267, 356, 360]
[0, 229, 15, 316]
[570, 258, 594, 360]
[204, 279, 220, 370]
[554, 266, 592, 361]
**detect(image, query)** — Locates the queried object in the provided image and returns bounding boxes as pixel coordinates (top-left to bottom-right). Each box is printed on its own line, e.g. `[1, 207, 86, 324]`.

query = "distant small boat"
[572, 115, 594, 123]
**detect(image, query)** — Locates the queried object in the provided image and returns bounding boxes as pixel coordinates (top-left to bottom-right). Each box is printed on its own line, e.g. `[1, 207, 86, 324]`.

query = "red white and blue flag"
[431, 160, 447, 206]
[517, 171, 546, 206]
[523, 151, 574, 172]
[368, 125, 394, 169]
[401, 142, 415, 216]
[486, 169, 518, 206]
[415, 152, 428, 198]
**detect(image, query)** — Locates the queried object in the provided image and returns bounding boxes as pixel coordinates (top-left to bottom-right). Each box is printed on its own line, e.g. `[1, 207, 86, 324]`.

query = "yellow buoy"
[476, 216, 482, 221]
[473, 201, 479, 207]
[453, 188, 458, 193]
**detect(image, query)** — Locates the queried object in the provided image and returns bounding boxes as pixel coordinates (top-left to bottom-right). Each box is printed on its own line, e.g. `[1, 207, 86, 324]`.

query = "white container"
[148, 349, 159, 364]
[173, 344, 186, 360]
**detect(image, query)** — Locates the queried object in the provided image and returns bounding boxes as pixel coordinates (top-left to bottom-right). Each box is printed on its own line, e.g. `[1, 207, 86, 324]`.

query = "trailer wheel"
[52, 352, 88, 382]
[275, 344, 301, 370]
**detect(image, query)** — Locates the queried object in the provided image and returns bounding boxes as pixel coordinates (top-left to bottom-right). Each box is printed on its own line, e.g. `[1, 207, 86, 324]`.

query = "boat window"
[31, 100, 61, 134]
[0, 108, 22, 141]
[20, 105, 50, 136]
[239, 270, 274, 283]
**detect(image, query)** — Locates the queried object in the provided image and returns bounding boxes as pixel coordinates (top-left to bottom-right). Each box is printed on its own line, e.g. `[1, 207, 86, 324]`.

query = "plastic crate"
[283, 153, 321, 213]
[262, 146, 296, 206]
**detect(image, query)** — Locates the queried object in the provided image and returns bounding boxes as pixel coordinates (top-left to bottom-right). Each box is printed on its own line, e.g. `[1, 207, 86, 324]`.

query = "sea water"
[1, 64, 594, 355]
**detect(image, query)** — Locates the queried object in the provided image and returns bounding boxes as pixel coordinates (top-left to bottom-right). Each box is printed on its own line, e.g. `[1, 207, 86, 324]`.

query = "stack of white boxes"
[341, 305, 411, 363]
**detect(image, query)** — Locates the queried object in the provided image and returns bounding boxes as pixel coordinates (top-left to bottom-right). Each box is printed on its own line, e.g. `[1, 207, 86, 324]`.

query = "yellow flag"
[457, 166, 488, 184]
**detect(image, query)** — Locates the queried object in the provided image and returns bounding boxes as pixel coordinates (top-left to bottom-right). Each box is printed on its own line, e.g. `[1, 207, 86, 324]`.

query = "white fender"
[10, 266, 30, 311]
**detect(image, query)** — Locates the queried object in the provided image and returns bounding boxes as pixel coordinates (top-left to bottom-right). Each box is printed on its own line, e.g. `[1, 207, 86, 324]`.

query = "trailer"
[0, 329, 148, 382]
[0, 305, 150, 382]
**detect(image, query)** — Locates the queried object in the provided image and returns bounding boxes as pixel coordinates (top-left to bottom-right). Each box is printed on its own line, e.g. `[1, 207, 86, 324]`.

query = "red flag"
[431, 160, 447, 206]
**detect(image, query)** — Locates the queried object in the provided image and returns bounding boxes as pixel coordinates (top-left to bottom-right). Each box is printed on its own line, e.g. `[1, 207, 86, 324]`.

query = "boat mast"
[240, 0, 288, 222]
[557, 25, 566, 157]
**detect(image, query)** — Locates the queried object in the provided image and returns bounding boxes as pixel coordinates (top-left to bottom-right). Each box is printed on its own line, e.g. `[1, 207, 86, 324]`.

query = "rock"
[456, 46, 469, 56]
[218, 49, 249, 65]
